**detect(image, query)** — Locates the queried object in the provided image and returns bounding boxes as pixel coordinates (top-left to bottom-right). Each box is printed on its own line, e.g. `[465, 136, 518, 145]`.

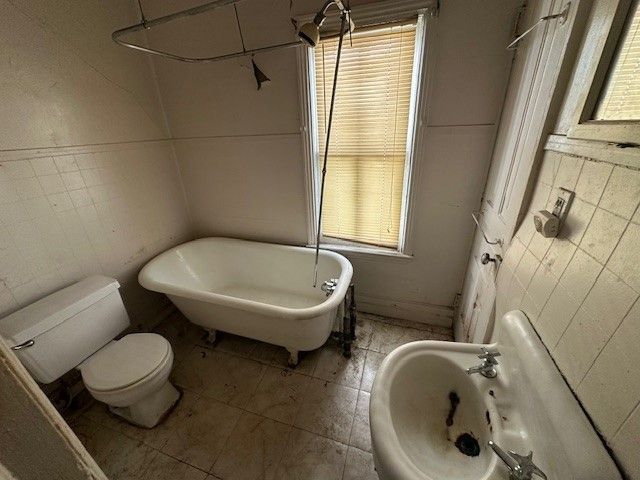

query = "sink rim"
[370, 311, 624, 480]
[370, 340, 502, 480]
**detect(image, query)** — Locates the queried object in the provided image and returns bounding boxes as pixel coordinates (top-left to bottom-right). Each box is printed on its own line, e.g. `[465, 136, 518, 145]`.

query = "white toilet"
[0, 275, 180, 428]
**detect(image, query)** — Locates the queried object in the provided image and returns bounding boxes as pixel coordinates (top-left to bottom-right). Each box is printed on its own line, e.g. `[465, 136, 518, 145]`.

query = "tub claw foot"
[287, 349, 299, 368]
[205, 329, 217, 345]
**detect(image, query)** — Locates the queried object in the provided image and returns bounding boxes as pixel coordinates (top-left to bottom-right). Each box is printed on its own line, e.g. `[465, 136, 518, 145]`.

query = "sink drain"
[455, 433, 480, 457]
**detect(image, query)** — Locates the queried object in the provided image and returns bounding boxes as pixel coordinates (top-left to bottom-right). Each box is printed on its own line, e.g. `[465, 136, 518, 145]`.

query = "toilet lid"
[80, 333, 171, 392]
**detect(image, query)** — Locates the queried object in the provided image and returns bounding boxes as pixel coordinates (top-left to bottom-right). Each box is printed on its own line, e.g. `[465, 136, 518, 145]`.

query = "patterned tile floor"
[67, 310, 453, 480]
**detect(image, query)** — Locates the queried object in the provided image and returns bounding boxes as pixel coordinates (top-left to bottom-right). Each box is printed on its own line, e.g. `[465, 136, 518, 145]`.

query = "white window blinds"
[314, 22, 418, 248]
[594, 0, 640, 121]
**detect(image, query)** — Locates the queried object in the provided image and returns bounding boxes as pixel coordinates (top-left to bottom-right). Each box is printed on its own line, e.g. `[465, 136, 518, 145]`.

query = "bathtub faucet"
[321, 278, 339, 296]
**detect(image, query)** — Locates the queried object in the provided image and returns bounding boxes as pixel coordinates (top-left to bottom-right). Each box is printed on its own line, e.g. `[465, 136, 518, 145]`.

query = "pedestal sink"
[370, 310, 622, 480]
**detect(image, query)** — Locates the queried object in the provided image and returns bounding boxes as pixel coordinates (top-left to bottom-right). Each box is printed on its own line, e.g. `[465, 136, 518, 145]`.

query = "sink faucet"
[488, 441, 547, 480]
[466, 347, 500, 378]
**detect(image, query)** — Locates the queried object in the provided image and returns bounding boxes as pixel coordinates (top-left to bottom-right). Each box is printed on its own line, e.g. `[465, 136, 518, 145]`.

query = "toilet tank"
[0, 275, 130, 384]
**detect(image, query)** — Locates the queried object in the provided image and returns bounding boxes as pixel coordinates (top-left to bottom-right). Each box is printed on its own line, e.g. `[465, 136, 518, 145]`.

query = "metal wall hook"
[506, 2, 571, 50]
[471, 212, 503, 247]
[11, 339, 35, 351]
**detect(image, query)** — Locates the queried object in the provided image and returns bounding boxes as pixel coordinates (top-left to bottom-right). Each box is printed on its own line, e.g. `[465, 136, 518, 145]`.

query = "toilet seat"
[80, 333, 175, 409]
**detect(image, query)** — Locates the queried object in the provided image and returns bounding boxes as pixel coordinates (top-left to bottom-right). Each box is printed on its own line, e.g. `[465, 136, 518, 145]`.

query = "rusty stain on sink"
[446, 391, 460, 427]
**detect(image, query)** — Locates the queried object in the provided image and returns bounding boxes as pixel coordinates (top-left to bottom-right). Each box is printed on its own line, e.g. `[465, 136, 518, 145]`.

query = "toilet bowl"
[79, 333, 180, 428]
[0, 275, 180, 429]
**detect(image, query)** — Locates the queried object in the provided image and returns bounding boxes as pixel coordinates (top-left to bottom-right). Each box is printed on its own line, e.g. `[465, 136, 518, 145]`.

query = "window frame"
[298, 14, 428, 255]
[566, 0, 640, 144]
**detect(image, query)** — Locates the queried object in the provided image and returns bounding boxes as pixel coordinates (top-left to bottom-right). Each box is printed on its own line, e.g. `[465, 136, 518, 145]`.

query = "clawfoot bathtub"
[138, 237, 353, 365]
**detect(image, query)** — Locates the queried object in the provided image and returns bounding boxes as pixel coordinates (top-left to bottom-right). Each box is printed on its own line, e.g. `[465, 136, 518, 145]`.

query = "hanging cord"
[289, 0, 298, 32]
[233, 3, 247, 53]
[136, 0, 148, 27]
[346, 1, 353, 47]
[314, 11, 348, 287]
[387, 25, 404, 234]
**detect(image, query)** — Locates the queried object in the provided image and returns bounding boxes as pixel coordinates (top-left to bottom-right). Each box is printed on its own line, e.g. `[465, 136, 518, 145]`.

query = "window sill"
[306, 243, 413, 259]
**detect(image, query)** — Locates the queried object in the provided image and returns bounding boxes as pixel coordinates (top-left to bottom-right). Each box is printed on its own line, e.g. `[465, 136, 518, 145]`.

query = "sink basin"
[381, 345, 498, 479]
[370, 310, 622, 480]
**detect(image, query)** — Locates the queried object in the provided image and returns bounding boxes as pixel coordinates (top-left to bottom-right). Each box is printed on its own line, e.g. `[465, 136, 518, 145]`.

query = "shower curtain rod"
[112, 0, 303, 63]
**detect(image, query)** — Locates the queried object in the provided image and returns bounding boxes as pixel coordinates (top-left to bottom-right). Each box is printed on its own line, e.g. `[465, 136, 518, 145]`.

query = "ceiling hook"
[136, 0, 149, 29]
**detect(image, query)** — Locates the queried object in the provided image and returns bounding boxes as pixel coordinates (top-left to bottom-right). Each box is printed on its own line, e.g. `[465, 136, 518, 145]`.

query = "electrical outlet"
[553, 187, 574, 223]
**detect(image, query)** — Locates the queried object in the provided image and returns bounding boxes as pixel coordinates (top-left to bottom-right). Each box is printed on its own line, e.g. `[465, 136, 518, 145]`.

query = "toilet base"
[109, 381, 180, 428]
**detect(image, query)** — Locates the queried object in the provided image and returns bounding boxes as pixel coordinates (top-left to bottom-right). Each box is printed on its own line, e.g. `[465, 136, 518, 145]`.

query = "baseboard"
[357, 294, 453, 328]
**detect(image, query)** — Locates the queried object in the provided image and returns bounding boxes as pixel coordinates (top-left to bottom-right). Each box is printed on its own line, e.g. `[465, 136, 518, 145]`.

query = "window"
[567, 0, 640, 143]
[307, 19, 424, 250]
[593, 0, 640, 121]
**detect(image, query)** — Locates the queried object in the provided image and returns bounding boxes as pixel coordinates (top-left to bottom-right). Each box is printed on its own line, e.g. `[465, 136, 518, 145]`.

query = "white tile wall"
[574, 160, 612, 205]
[0, 0, 189, 332]
[578, 299, 640, 438]
[611, 402, 640, 476]
[552, 155, 583, 191]
[608, 223, 640, 292]
[495, 152, 640, 477]
[599, 167, 640, 219]
[0, 142, 191, 330]
[579, 208, 627, 263]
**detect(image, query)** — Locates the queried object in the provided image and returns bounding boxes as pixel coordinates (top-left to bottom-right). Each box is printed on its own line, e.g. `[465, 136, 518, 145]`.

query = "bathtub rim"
[138, 237, 353, 320]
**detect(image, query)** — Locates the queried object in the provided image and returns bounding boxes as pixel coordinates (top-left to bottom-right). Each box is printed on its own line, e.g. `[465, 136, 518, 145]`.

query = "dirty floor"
[67, 310, 453, 480]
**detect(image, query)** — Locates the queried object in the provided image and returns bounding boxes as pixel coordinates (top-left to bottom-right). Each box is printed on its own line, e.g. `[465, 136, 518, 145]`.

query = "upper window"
[567, 0, 640, 144]
[593, 0, 640, 121]
[307, 19, 424, 250]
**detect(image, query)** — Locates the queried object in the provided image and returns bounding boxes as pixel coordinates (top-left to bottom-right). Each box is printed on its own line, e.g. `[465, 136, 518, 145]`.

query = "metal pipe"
[314, 0, 349, 25]
[112, 0, 303, 63]
[342, 294, 352, 358]
[313, 11, 348, 287]
[115, 0, 235, 37]
[348, 283, 357, 342]
[342, 283, 357, 358]
[298, 0, 355, 47]
[112, 35, 301, 63]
